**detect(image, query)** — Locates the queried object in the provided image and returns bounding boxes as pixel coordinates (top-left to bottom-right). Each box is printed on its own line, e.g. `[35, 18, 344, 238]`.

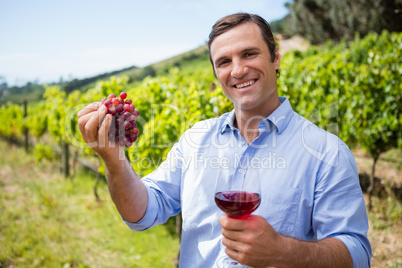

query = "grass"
[0, 140, 179, 267]
[1, 139, 400, 267]
[368, 184, 402, 230]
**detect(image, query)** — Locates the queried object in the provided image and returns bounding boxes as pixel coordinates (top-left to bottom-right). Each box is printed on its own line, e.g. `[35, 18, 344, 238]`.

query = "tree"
[340, 32, 402, 209]
[283, 0, 402, 43]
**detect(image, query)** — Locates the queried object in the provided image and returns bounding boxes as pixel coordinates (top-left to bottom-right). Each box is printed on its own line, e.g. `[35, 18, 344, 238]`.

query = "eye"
[217, 59, 230, 67]
[244, 52, 256, 57]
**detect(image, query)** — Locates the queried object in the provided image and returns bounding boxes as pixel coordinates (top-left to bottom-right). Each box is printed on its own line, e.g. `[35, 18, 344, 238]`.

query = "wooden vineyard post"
[62, 140, 70, 178]
[23, 100, 29, 153]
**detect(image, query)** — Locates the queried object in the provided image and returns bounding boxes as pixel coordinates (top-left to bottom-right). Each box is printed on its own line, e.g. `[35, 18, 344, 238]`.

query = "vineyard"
[1, 31, 400, 193]
[1, 31, 401, 267]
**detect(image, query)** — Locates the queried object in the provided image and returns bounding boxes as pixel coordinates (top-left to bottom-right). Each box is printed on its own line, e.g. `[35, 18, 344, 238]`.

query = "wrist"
[270, 235, 293, 268]
[96, 144, 126, 163]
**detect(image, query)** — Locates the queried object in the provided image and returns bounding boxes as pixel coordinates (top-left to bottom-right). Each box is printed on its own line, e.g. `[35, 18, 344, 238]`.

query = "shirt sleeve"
[313, 140, 372, 268]
[123, 140, 183, 231]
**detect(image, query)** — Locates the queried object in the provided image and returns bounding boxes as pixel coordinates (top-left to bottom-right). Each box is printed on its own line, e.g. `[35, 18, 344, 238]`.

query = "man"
[78, 13, 371, 267]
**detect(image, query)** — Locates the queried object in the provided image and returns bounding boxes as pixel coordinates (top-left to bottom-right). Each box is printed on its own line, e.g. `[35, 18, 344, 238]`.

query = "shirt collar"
[220, 96, 294, 135]
[220, 109, 237, 134]
[268, 96, 294, 134]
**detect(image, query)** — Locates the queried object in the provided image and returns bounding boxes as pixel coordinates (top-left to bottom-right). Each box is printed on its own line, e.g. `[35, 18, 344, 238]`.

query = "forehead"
[210, 22, 265, 60]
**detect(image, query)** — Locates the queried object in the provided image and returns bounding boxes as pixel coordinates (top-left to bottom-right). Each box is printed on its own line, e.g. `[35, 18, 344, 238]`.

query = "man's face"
[210, 22, 280, 116]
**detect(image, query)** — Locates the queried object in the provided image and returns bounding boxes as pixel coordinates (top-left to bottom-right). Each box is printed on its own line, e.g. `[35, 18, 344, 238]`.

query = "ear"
[274, 51, 281, 70]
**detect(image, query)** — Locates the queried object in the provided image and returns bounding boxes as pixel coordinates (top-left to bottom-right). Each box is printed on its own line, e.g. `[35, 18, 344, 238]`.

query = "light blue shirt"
[124, 97, 372, 267]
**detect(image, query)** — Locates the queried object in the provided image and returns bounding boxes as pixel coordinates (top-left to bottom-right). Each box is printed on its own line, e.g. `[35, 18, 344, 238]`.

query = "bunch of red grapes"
[101, 92, 139, 148]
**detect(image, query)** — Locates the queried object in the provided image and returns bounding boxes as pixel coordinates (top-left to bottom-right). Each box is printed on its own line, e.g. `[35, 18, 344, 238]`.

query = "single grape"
[125, 99, 132, 105]
[108, 106, 116, 114]
[123, 111, 131, 119]
[112, 98, 120, 106]
[128, 115, 136, 122]
[120, 92, 127, 100]
[116, 104, 124, 114]
[108, 93, 116, 100]
[123, 121, 132, 129]
[123, 104, 131, 112]
[129, 134, 138, 142]
[104, 100, 113, 109]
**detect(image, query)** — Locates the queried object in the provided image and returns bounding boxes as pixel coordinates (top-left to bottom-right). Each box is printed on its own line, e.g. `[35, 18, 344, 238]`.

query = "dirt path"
[277, 34, 310, 55]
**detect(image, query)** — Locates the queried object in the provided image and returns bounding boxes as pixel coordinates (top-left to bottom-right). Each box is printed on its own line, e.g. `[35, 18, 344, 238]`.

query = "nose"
[231, 59, 248, 79]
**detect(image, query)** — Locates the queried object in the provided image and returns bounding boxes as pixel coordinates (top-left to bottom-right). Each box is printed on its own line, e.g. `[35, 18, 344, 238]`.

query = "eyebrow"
[214, 47, 262, 66]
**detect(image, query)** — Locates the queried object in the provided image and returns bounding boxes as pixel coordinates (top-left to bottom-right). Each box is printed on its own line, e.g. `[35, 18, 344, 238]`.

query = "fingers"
[222, 235, 241, 251]
[220, 215, 271, 248]
[219, 215, 250, 249]
[219, 214, 245, 230]
[77, 102, 125, 161]
[77, 102, 101, 118]
[77, 102, 102, 142]
[85, 105, 108, 146]
[225, 246, 244, 265]
[220, 215, 278, 267]
[222, 237, 251, 266]
[78, 104, 107, 147]
[222, 227, 242, 242]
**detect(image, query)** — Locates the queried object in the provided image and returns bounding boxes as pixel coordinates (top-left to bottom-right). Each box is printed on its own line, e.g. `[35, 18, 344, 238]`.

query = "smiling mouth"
[234, 79, 257, 89]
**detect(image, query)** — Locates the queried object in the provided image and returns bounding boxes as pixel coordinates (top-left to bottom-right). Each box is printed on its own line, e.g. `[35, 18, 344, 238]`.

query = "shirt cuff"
[122, 183, 158, 231]
[334, 234, 371, 268]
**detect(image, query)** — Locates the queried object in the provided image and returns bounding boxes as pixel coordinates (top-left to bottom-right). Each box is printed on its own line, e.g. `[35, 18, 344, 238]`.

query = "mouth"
[233, 79, 257, 89]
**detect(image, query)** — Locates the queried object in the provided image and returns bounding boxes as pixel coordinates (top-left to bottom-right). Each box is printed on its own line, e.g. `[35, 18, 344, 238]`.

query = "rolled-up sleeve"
[123, 183, 161, 231]
[313, 142, 372, 267]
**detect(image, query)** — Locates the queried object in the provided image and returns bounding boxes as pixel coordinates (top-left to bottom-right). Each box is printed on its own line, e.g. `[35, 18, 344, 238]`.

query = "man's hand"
[219, 214, 283, 268]
[78, 102, 148, 222]
[77, 102, 124, 161]
[219, 214, 353, 268]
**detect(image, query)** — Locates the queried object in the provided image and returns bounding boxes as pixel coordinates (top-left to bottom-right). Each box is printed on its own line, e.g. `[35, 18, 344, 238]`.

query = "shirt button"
[239, 169, 243, 173]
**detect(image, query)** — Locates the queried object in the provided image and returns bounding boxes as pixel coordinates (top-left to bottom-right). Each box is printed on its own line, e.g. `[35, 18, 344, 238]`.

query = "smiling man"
[209, 19, 281, 144]
[206, 14, 372, 267]
[78, 13, 371, 267]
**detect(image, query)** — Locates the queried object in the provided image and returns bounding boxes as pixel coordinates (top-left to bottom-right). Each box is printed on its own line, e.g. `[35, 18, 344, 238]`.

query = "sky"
[0, 0, 290, 86]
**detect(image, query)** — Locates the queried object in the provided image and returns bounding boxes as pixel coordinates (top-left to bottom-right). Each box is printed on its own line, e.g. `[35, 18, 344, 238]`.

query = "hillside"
[0, 45, 210, 106]
[0, 36, 308, 106]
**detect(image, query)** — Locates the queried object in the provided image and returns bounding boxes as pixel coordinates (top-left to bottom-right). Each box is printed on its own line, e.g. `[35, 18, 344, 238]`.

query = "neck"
[234, 98, 281, 144]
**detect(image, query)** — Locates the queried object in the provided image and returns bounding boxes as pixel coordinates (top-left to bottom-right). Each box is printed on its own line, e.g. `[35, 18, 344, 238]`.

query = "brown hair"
[208, 13, 279, 77]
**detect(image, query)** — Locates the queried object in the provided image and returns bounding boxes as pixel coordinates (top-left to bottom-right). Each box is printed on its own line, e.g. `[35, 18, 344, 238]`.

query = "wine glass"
[214, 170, 261, 267]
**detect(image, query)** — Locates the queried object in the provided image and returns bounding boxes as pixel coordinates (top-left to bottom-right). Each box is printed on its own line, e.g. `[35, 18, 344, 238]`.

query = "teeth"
[235, 80, 255, 89]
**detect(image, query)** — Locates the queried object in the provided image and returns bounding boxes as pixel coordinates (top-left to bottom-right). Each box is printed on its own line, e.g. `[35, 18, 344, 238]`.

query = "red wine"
[215, 191, 261, 219]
